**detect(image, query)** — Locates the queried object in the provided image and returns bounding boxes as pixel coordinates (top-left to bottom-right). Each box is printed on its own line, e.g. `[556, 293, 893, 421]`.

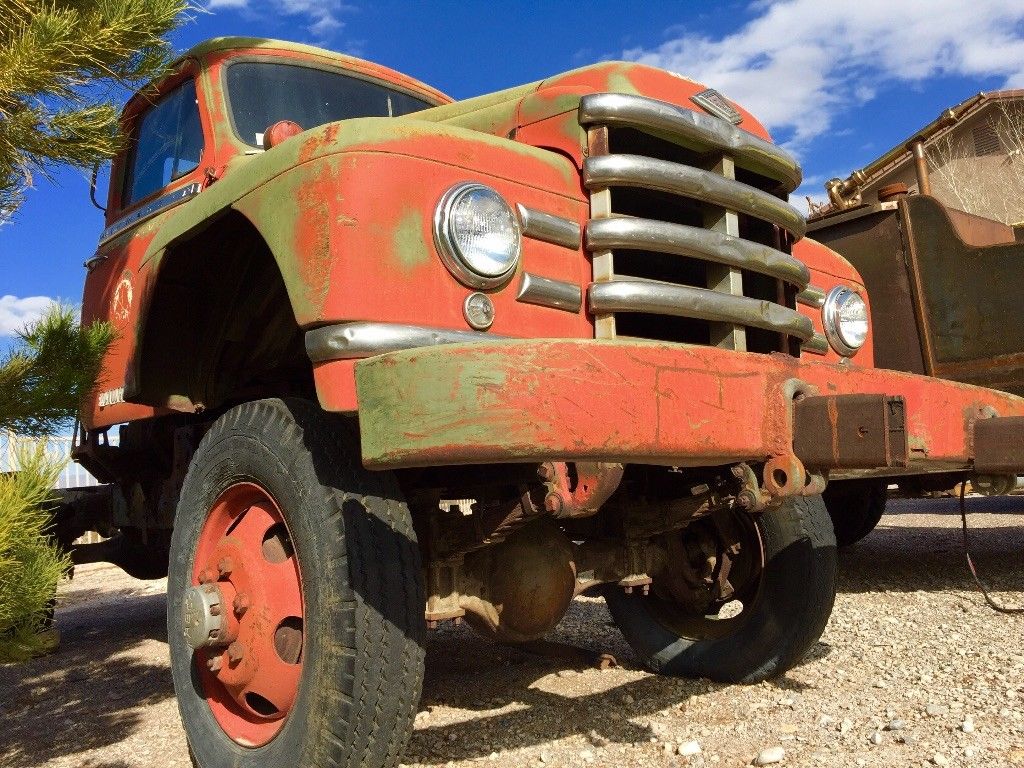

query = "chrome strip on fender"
[801, 332, 830, 356]
[99, 182, 202, 245]
[516, 272, 583, 312]
[583, 154, 807, 239]
[305, 322, 503, 362]
[796, 285, 827, 308]
[578, 93, 802, 193]
[516, 204, 581, 249]
[586, 217, 810, 288]
[588, 280, 814, 341]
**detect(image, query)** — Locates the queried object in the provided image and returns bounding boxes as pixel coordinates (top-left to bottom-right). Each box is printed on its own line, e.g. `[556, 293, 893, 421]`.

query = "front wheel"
[605, 495, 836, 684]
[167, 398, 425, 768]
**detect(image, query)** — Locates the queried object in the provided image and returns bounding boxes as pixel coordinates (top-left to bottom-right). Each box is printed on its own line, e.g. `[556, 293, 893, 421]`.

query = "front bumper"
[344, 339, 1024, 475]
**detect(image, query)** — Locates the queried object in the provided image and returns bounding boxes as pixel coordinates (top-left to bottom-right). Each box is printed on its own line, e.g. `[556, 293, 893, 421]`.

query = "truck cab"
[63, 37, 1024, 767]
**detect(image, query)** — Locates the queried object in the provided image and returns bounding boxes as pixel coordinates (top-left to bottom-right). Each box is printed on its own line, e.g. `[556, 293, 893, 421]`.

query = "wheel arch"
[127, 208, 314, 413]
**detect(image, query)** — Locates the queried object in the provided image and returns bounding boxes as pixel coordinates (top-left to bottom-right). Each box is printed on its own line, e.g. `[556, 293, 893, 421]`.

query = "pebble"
[753, 746, 785, 765]
[677, 740, 701, 756]
[579, 749, 594, 763]
[885, 719, 906, 731]
[961, 717, 975, 733]
[869, 730, 883, 745]
[587, 730, 609, 748]
[932, 753, 949, 766]
[839, 718, 853, 734]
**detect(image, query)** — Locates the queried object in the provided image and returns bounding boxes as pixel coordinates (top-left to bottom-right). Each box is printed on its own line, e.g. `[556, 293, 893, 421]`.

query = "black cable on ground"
[959, 483, 1024, 614]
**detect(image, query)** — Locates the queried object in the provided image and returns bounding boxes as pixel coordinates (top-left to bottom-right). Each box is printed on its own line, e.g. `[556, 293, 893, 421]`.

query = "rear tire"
[822, 479, 887, 547]
[605, 495, 836, 684]
[168, 398, 425, 768]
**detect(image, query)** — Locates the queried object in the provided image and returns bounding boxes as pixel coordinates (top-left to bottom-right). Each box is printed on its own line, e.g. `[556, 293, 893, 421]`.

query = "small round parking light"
[463, 292, 495, 330]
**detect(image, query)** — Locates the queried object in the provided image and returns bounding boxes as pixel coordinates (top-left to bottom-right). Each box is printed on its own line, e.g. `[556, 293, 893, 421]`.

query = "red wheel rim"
[192, 483, 304, 747]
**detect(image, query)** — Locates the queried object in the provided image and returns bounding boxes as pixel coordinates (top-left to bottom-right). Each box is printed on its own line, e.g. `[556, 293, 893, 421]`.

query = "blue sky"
[4, 0, 1024, 340]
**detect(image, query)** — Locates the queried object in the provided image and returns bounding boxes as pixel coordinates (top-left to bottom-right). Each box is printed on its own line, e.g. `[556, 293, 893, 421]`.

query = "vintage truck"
[58, 36, 1024, 768]
[810, 168, 1024, 544]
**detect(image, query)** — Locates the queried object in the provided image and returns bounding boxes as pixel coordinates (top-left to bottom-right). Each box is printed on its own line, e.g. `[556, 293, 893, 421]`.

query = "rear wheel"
[605, 495, 836, 683]
[822, 479, 887, 547]
[168, 398, 425, 768]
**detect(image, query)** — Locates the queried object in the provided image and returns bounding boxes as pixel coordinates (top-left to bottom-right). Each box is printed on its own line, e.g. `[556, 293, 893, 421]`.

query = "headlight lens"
[434, 183, 521, 288]
[822, 286, 868, 356]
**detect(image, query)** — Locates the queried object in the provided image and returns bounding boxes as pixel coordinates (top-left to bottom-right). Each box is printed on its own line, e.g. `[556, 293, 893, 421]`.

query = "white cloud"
[623, 1, 1024, 149]
[206, 0, 354, 43]
[0, 295, 57, 336]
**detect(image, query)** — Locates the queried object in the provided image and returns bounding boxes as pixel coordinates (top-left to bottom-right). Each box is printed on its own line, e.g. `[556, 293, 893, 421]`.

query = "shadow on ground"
[0, 587, 173, 767]
[2, 498, 1022, 766]
[837, 496, 1024, 595]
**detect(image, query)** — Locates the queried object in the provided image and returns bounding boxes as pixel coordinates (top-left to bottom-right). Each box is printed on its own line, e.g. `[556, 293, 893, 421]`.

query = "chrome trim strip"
[516, 204, 581, 249]
[588, 280, 814, 341]
[305, 321, 502, 362]
[586, 217, 809, 288]
[578, 93, 802, 193]
[796, 285, 827, 308]
[99, 182, 202, 245]
[516, 272, 583, 312]
[583, 154, 807, 239]
[801, 332, 829, 356]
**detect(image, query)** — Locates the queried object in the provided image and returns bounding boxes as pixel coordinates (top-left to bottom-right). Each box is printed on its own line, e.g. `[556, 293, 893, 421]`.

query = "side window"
[124, 79, 204, 206]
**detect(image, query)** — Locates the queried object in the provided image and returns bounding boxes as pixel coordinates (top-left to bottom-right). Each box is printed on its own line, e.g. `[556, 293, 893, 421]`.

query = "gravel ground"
[2, 496, 1024, 768]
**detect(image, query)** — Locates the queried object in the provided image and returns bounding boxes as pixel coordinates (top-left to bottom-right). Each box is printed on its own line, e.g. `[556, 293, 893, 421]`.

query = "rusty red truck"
[58, 36, 1024, 767]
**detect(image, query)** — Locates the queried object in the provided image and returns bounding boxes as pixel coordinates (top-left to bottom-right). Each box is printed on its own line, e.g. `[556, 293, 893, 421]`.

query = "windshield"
[225, 61, 434, 147]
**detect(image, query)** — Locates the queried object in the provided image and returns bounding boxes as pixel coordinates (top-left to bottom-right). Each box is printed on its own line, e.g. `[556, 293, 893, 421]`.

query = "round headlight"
[434, 183, 521, 288]
[822, 286, 868, 356]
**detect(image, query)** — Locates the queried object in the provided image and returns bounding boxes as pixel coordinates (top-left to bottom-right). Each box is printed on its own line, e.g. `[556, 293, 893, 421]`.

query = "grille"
[578, 93, 813, 354]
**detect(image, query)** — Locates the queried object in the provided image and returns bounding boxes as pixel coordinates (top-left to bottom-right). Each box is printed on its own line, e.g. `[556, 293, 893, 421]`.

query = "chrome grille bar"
[588, 280, 814, 341]
[578, 93, 802, 194]
[583, 154, 807, 240]
[585, 217, 810, 288]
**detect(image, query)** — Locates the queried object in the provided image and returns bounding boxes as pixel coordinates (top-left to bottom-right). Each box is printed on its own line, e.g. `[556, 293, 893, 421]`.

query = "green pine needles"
[0, 0, 188, 222]
[0, 441, 68, 662]
[1, 308, 113, 661]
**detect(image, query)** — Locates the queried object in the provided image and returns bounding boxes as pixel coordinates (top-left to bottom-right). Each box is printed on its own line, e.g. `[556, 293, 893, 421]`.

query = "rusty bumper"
[352, 339, 1024, 476]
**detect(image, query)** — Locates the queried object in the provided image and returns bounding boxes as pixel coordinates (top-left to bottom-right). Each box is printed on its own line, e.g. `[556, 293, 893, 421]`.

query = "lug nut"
[227, 641, 245, 664]
[207, 655, 223, 672]
[217, 557, 234, 578]
[233, 593, 250, 616]
[543, 492, 563, 513]
[198, 568, 217, 585]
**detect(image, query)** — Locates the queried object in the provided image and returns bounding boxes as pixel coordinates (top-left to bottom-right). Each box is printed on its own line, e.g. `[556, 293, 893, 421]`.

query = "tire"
[167, 398, 425, 768]
[822, 479, 887, 547]
[604, 495, 836, 684]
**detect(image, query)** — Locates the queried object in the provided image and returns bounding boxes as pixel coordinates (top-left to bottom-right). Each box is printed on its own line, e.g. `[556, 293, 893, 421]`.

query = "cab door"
[81, 66, 212, 429]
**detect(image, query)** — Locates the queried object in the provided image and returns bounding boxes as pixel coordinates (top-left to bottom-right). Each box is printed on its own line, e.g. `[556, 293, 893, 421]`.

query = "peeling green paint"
[393, 208, 429, 272]
[607, 69, 643, 96]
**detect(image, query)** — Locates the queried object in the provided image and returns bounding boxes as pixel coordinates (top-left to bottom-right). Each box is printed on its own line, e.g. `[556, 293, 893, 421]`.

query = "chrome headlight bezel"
[822, 286, 868, 357]
[433, 182, 522, 289]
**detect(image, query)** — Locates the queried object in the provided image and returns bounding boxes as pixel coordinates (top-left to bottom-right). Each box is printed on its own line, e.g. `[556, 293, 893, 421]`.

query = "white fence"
[1, 430, 109, 489]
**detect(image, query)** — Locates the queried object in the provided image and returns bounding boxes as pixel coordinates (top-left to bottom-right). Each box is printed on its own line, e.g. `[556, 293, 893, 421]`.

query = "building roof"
[812, 89, 1024, 218]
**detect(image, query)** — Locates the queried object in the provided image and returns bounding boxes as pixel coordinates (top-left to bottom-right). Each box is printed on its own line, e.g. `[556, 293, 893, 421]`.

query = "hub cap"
[190, 482, 304, 747]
